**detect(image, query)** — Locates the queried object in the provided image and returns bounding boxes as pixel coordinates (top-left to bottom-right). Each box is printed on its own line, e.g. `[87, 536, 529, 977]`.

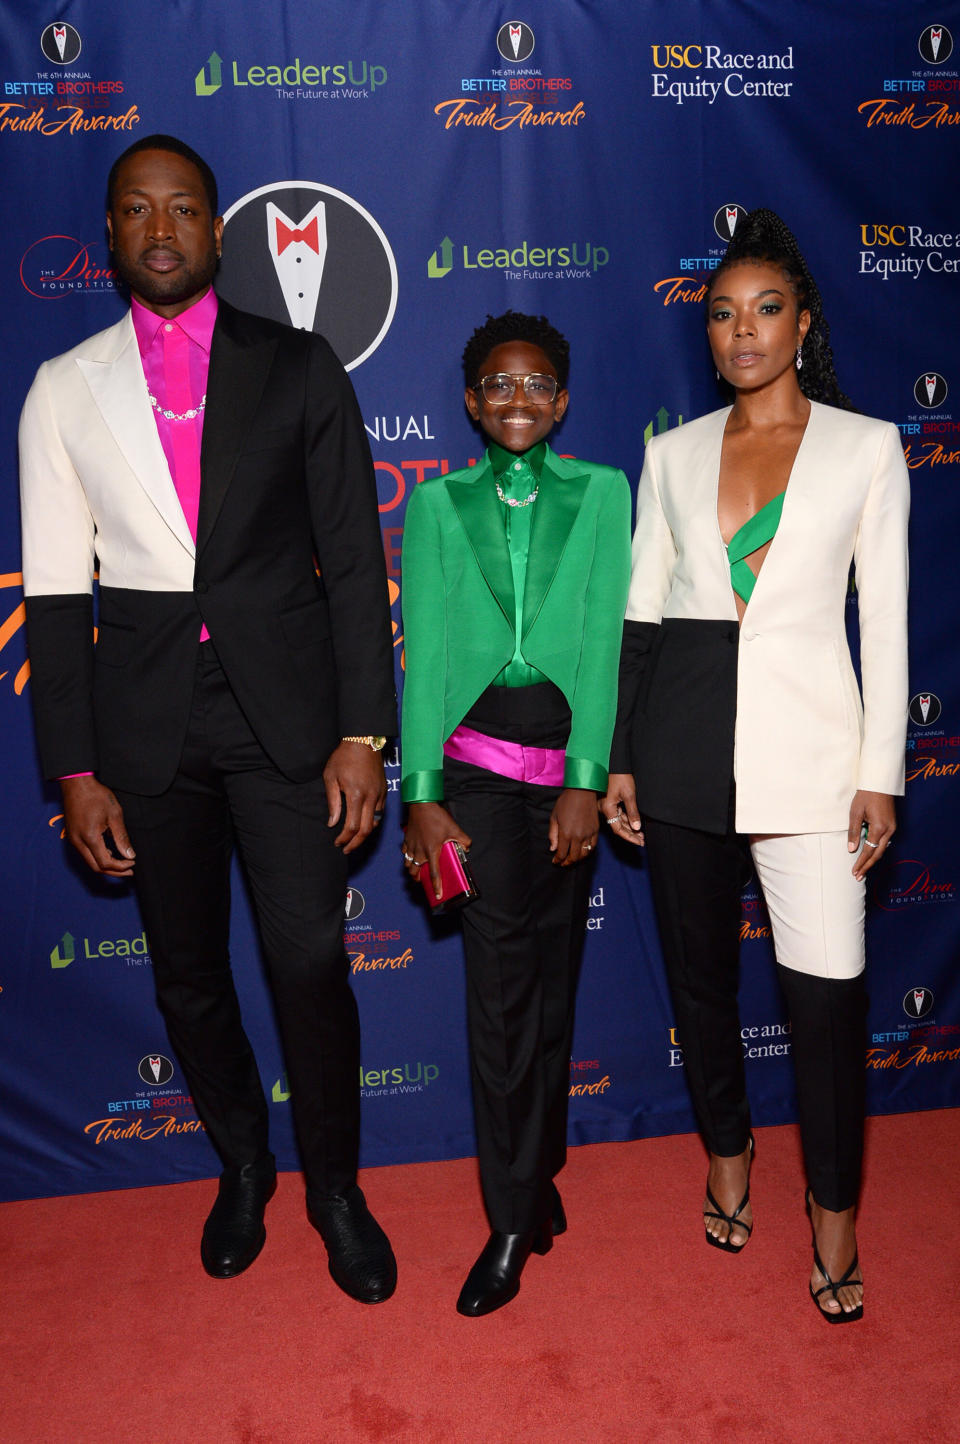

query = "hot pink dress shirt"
[132, 287, 217, 642]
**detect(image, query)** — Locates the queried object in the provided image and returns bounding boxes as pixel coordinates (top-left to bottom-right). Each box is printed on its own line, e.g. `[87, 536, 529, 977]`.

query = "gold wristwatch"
[342, 735, 387, 751]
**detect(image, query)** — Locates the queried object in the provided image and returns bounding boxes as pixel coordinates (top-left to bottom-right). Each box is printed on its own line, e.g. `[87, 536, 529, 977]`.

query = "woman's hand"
[600, 772, 644, 847]
[403, 801, 472, 902]
[549, 788, 600, 866]
[847, 789, 896, 880]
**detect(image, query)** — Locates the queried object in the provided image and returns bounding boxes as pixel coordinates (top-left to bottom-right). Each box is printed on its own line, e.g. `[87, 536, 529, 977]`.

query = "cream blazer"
[625, 401, 910, 834]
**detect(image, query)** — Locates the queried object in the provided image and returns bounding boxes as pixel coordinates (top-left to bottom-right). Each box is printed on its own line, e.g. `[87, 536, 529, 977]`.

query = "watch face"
[371, 736, 387, 751]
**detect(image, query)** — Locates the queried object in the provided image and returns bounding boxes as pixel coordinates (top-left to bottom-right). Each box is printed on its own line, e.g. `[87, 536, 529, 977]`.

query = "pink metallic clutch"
[419, 840, 478, 913]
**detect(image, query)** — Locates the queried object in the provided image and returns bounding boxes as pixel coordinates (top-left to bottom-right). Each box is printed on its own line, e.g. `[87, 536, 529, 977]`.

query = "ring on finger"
[862, 839, 879, 849]
[403, 851, 414, 862]
[606, 814, 621, 826]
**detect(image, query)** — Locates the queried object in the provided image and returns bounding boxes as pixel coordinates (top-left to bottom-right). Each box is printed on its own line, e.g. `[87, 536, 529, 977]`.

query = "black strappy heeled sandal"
[806, 1188, 863, 1323]
[704, 1137, 754, 1253]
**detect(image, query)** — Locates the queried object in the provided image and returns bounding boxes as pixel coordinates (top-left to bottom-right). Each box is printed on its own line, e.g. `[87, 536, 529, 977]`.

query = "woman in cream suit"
[605, 210, 909, 1322]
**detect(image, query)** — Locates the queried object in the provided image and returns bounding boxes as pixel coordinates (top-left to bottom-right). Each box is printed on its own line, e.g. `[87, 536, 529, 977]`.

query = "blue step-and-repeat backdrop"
[1, 1, 958, 1201]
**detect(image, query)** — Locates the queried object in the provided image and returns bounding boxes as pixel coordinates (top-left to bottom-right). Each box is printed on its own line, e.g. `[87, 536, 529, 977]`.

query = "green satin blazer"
[400, 445, 632, 801]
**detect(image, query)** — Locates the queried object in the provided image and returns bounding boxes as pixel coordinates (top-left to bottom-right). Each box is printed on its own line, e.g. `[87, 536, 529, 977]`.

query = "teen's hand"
[403, 801, 471, 902]
[549, 788, 599, 866]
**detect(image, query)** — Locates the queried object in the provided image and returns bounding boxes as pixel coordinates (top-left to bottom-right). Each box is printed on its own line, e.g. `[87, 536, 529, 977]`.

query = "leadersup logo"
[195, 51, 385, 101]
[273, 1062, 439, 1102]
[650, 44, 795, 105]
[859, 25, 959, 129]
[50, 929, 151, 969]
[427, 234, 607, 281]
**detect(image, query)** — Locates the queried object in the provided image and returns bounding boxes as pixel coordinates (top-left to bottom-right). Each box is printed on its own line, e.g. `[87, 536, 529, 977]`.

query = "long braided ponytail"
[709, 208, 856, 411]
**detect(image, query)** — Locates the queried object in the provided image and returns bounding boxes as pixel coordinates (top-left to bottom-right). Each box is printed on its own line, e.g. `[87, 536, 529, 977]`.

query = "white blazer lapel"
[76, 314, 196, 559]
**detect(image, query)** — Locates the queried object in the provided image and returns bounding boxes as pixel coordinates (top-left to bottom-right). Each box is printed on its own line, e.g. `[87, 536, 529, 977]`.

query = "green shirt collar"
[487, 439, 548, 483]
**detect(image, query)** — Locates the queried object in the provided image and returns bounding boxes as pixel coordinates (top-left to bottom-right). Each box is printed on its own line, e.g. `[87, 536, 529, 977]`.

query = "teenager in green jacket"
[400, 311, 631, 1315]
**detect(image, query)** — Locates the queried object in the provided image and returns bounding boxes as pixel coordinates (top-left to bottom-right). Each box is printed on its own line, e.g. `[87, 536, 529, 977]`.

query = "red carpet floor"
[2, 1111, 959, 1442]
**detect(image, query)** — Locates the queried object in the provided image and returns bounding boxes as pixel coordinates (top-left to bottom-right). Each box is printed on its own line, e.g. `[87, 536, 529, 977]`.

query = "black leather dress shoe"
[550, 1182, 567, 1237]
[200, 1156, 277, 1279]
[456, 1225, 553, 1317]
[308, 1184, 397, 1304]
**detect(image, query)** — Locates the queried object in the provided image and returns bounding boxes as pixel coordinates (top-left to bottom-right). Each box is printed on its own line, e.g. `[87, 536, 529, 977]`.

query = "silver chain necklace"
[149, 392, 207, 422]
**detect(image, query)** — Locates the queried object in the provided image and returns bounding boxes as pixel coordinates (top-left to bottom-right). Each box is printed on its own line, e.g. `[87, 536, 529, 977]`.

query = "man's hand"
[61, 775, 136, 876]
[323, 741, 387, 853]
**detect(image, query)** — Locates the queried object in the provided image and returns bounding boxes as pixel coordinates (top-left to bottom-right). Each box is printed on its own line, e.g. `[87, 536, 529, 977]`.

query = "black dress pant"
[116, 645, 359, 1196]
[444, 683, 591, 1235]
[643, 798, 866, 1213]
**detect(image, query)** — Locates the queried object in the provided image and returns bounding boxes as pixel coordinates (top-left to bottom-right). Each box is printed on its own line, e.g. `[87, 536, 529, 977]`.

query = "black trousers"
[116, 645, 359, 1197]
[444, 683, 591, 1235]
[643, 802, 866, 1213]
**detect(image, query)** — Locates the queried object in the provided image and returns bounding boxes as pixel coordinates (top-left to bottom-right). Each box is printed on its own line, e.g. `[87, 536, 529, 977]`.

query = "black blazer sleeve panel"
[608, 619, 658, 774]
[301, 331, 397, 738]
[193, 305, 397, 775]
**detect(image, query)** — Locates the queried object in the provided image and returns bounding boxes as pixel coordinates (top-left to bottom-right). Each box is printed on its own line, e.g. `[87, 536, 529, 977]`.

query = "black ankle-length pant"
[642, 804, 866, 1212]
[444, 683, 591, 1234]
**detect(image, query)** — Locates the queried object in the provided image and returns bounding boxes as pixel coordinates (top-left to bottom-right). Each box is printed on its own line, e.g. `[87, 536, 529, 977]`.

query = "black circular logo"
[138, 1054, 175, 1086]
[344, 887, 366, 921]
[713, 204, 748, 242]
[913, 372, 948, 410]
[903, 986, 934, 1020]
[909, 692, 942, 727]
[497, 22, 535, 63]
[919, 25, 953, 65]
[219, 183, 397, 371]
[41, 22, 81, 65]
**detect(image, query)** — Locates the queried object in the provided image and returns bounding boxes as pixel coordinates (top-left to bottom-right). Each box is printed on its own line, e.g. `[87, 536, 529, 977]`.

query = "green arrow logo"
[50, 931, 75, 969]
[195, 52, 222, 98]
[271, 1074, 291, 1103]
[643, 406, 683, 444]
[427, 236, 454, 279]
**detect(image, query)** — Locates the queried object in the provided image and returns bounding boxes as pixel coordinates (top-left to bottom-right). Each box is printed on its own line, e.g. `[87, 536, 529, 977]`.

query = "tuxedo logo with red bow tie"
[713, 202, 748, 242]
[138, 1054, 175, 1086]
[219, 181, 397, 371]
[40, 21, 81, 65]
[496, 21, 535, 63]
[919, 24, 953, 65]
[913, 371, 948, 410]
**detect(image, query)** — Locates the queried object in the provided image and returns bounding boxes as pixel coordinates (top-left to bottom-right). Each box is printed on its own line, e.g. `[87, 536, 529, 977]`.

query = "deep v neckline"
[715, 404, 813, 612]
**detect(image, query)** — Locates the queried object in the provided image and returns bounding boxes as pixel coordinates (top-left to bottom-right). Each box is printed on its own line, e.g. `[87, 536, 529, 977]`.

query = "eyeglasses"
[474, 372, 559, 405]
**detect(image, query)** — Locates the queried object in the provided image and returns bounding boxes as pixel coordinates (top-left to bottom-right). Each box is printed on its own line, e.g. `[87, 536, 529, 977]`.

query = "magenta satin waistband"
[442, 723, 566, 786]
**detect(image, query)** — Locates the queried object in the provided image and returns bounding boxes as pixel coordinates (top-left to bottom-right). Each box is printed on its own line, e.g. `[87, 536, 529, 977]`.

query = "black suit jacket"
[19, 299, 396, 793]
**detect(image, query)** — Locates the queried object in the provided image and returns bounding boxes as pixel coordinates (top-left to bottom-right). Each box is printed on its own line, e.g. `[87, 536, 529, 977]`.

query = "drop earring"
[796, 346, 803, 371]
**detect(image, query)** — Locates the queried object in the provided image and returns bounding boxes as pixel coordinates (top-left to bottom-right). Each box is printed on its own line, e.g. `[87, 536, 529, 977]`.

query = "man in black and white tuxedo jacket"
[19, 135, 399, 1303]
